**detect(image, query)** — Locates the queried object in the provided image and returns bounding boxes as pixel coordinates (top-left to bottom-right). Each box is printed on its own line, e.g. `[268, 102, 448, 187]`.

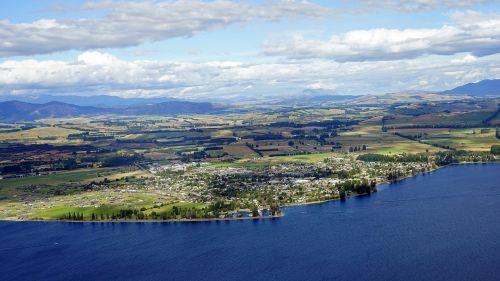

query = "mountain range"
[1, 79, 500, 121]
[0, 94, 177, 108]
[0, 100, 221, 122]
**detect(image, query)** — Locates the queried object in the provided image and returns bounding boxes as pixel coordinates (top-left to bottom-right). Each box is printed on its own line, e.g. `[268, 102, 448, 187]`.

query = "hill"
[441, 79, 500, 96]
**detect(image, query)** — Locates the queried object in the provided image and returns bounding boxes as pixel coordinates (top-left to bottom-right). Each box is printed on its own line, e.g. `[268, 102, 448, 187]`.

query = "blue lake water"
[1, 163, 499, 281]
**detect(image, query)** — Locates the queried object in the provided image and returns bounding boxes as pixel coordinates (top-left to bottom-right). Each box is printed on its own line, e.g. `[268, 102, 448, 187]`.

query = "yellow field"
[83, 170, 150, 183]
[0, 127, 80, 141]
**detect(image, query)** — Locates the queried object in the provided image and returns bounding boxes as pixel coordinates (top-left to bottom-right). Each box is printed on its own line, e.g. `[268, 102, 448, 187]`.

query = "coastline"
[1, 161, 498, 224]
[283, 166, 438, 208]
[0, 214, 283, 224]
[282, 161, 499, 209]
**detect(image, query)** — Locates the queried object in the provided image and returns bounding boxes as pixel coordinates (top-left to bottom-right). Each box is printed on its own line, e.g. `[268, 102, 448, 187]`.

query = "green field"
[0, 167, 146, 200]
[32, 205, 118, 219]
[271, 152, 340, 163]
[30, 202, 209, 220]
[391, 128, 500, 151]
[145, 202, 208, 215]
[334, 123, 443, 154]
[0, 168, 115, 189]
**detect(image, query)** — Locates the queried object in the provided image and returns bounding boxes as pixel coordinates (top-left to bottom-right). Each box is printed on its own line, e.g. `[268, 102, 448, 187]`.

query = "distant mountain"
[441, 79, 500, 96]
[0, 95, 177, 108]
[0, 101, 105, 122]
[274, 89, 355, 105]
[299, 89, 355, 102]
[348, 91, 468, 105]
[124, 101, 219, 115]
[0, 100, 222, 122]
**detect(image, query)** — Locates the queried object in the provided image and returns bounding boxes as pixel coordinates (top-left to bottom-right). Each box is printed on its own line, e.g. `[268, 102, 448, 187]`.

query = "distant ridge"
[0, 100, 221, 122]
[0, 94, 178, 108]
[346, 91, 465, 105]
[441, 79, 500, 97]
[123, 101, 218, 115]
[298, 89, 355, 103]
[0, 101, 104, 122]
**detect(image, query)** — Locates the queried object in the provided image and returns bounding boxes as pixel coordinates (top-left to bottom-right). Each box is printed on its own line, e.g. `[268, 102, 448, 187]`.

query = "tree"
[151, 211, 158, 219]
[251, 204, 260, 217]
[491, 145, 500, 155]
[137, 212, 145, 220]
[339, 189, 346, 200]
[269, 202, 280, 216]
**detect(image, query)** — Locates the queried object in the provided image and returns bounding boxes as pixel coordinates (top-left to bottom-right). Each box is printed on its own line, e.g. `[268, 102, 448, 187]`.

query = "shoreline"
[1, 161, 498, 224]
[282, 161, 499, 209]
[283, 166, 438, 208]
[0, 214, 283, 224]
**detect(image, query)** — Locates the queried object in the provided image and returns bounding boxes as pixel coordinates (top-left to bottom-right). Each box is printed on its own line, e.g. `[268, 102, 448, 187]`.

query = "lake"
[1, 164, 499, 281]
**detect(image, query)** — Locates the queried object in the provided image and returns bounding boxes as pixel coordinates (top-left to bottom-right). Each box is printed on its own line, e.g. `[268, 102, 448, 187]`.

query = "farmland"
[0, 97, 499, 221]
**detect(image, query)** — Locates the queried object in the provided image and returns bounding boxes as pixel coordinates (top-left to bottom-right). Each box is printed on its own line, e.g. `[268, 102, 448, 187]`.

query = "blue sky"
[1, 0, 500, 101]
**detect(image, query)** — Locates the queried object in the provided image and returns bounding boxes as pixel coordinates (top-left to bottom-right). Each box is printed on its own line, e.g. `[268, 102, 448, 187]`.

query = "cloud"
[451, 54, 477, 64]
[0, 0, 335, 57]
[358, 0, 496, 12]
[262, 11, 500, 62]
[1, 51, 500, 100]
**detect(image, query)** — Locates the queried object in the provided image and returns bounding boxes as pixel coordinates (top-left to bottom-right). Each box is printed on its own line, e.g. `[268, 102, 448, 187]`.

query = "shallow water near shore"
[1, 163, 499, 281]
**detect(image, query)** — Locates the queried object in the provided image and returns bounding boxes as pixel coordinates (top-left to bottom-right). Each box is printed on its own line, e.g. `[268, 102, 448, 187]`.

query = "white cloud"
[306, 81, 342, 91]
[77, 51, 121, 65]
[1, 51, 500, 100]
[358, 0, 496, 12]
[451, 54, 477, 64]
[0, 0, 335, 57]
[263, 11, 500, 61]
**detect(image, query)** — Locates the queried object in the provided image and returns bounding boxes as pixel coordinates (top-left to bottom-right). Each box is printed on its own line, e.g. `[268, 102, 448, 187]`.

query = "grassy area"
[21, 191, 162, 219]
[0, 168, 115, 189]
[0, 127, 80, 141]
[30, 202, 208, 220]
[392, 128, 500, 151]
[335, 124, 442, 154]
[271, 152, 340, 163]
[145, 202, 208, 215]
[32, 205, 118, 219]
[209, 160, 272, 168]
[385, 111, 495, 128]
[0, 168, 150, 200]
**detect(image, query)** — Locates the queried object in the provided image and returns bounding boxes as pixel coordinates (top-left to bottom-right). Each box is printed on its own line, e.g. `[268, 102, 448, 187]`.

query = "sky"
[1, 0, 500, 102]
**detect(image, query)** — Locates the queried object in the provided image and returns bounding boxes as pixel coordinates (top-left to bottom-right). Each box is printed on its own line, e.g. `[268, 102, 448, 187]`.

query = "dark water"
[1, 164, 499, 281]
